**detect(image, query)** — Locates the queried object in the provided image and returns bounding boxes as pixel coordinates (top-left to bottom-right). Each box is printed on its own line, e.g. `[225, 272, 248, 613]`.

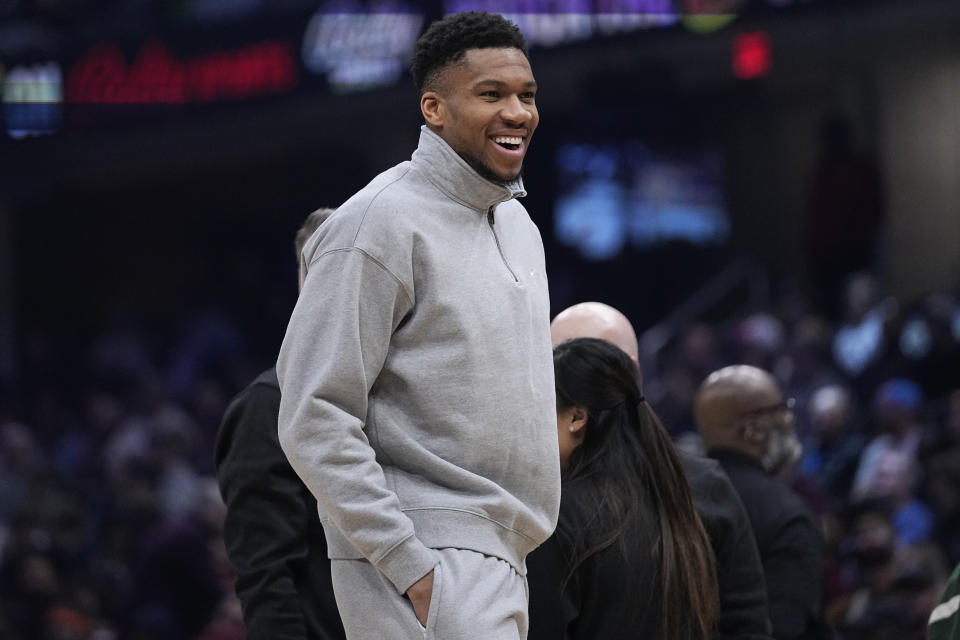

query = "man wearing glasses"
[694, 365, 827, 640]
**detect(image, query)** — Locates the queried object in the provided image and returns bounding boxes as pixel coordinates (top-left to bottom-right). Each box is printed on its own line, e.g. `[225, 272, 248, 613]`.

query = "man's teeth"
[493, 136, 522, 145]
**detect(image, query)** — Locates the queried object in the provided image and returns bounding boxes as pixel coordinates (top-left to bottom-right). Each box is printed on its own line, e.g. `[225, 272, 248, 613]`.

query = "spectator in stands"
[835, 504, 897, 624]
[898, 293, 960, 397]
[852, 379, 924, 500]
[124, 476, 224, 640]
[547, 301, 772, 639]
[832, 273, 897, 383]
[778, 314, 844, 441]
[528, 337, 719, 639]
[925, 389, 960, 564]
[215, 207, 345, 640]
[0, 422, 41, 523]
[837, 518, 946, 640]
[681, 323, 724, 383]
[695, 365, 827, 640]
[862, 450, 934, 548]
[733, 313, 786, 373]
[800, 384, 865, 501]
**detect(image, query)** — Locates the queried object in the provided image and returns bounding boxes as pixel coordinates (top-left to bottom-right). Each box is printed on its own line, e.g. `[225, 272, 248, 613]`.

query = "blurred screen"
[554, 141, 730, 260]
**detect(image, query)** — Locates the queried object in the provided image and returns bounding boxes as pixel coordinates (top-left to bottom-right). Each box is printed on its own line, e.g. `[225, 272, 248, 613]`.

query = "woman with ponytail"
[527, 337, 719, 640]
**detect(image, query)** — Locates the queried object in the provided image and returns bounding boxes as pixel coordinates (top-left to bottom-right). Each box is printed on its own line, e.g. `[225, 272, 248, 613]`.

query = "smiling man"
[276, 12, 560, 640]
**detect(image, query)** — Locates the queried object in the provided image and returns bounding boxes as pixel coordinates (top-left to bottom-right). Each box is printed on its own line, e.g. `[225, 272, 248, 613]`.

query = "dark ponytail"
[554, 338, 719, 640]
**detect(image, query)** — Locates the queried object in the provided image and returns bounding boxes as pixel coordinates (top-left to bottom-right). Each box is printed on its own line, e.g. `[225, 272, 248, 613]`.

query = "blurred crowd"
[1, 269, 958, 639]
[652, 271, 960, 640]
[0, 312, 258, 640]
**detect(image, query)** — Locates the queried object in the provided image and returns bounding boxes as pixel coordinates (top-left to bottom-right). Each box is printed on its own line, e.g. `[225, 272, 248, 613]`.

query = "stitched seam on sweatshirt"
[352, 166, 412, 244]
[309, 246, 414, 308]
[372, 532, 418, 565]
[402, 506, 538, 542]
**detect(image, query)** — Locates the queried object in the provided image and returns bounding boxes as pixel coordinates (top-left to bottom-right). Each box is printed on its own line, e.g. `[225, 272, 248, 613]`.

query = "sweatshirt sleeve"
[276, 246, 436, 595]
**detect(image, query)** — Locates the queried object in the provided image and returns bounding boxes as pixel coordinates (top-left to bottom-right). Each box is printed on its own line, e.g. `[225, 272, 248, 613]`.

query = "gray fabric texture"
[277, 126, 561, 596]
[330, 548, 528, 640]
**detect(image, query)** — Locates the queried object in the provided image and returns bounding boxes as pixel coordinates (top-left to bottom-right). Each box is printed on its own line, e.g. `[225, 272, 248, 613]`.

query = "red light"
[732, 31, 772, 80]
[65, 40, 297, 104]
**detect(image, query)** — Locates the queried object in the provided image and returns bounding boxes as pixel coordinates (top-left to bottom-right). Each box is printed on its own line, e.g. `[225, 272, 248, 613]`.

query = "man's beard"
[460, 150, 521, 186]
[761, 425, 803, 476]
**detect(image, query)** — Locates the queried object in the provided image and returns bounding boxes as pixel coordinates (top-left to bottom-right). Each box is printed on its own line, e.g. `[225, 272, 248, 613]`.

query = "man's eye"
[481, 91, 499, 98]
[521, 93, 536, 102]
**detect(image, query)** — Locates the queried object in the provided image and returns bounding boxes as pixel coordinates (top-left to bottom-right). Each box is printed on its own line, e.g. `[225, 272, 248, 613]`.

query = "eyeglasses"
[738, 397, 796, 419]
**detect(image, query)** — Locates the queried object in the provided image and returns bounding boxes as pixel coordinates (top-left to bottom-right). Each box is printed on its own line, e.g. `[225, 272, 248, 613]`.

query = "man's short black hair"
[411, 12, 528, 94]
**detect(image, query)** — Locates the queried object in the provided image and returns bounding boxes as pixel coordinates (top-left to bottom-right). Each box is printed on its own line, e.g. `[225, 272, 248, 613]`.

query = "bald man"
[695, 366, 826, 640]
[542, 302, 773, 640]
[549, 302, 638, 361]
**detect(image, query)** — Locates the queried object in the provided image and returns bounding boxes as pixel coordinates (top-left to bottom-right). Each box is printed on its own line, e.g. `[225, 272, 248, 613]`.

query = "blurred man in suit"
[695, 364, 826, 640]
[215, 207, 346, 640]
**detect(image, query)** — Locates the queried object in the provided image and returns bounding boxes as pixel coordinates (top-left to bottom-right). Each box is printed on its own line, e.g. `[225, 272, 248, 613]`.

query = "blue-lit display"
[555, 142, 730, 260]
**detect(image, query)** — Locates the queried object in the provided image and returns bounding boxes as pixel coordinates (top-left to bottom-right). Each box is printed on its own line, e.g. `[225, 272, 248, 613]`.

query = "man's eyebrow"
[473, 79, 538, 90]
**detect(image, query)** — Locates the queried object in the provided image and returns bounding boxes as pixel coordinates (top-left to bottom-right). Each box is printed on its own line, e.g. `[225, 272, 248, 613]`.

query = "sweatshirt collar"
[411, 125, 527, 212]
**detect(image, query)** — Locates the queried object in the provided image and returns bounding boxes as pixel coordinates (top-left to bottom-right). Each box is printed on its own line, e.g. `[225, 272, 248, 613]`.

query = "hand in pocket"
[406, 569, 435, 626]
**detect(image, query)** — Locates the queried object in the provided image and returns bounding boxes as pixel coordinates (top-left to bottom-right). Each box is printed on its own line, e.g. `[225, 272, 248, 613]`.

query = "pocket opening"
[423, 561, 443, 636]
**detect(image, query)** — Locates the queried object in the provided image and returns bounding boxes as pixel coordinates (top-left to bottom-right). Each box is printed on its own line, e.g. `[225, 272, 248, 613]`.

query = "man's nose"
[500, 95, 533, 124]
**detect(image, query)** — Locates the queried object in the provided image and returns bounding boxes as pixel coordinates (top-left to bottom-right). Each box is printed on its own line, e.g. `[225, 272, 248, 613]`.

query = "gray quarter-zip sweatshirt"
[277, 126, 561, 596]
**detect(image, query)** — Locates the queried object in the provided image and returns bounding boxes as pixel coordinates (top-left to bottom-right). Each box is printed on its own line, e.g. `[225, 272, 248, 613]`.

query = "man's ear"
[421, 91, 444, 127]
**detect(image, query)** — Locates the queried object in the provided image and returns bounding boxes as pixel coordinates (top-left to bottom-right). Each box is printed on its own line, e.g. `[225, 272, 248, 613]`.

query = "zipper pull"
[487, 206, 495, 225]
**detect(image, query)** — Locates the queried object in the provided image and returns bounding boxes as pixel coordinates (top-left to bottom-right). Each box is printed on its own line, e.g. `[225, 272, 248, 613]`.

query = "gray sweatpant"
[330, 547, 529, 640]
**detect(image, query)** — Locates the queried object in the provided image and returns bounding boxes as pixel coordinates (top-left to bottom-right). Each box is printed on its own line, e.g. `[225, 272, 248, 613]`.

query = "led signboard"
[676, 0, 745, 33]
[301, 0, 423, 93]
[65, 40, 297, 104]
[444, 0, 679, 47]
[2, 62, 62, 138]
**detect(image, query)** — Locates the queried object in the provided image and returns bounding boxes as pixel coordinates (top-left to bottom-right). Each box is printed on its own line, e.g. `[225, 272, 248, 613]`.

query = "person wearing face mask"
[694, 365, 827, 640]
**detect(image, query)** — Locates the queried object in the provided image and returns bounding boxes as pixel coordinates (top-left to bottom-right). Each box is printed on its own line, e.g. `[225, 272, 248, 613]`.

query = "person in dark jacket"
[214, 207, 346, 640]
[928, 561, 960, 640]
[695, 364, 827, 640]
[528, 338, 719, 640]
[547, 302, 773, 640]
